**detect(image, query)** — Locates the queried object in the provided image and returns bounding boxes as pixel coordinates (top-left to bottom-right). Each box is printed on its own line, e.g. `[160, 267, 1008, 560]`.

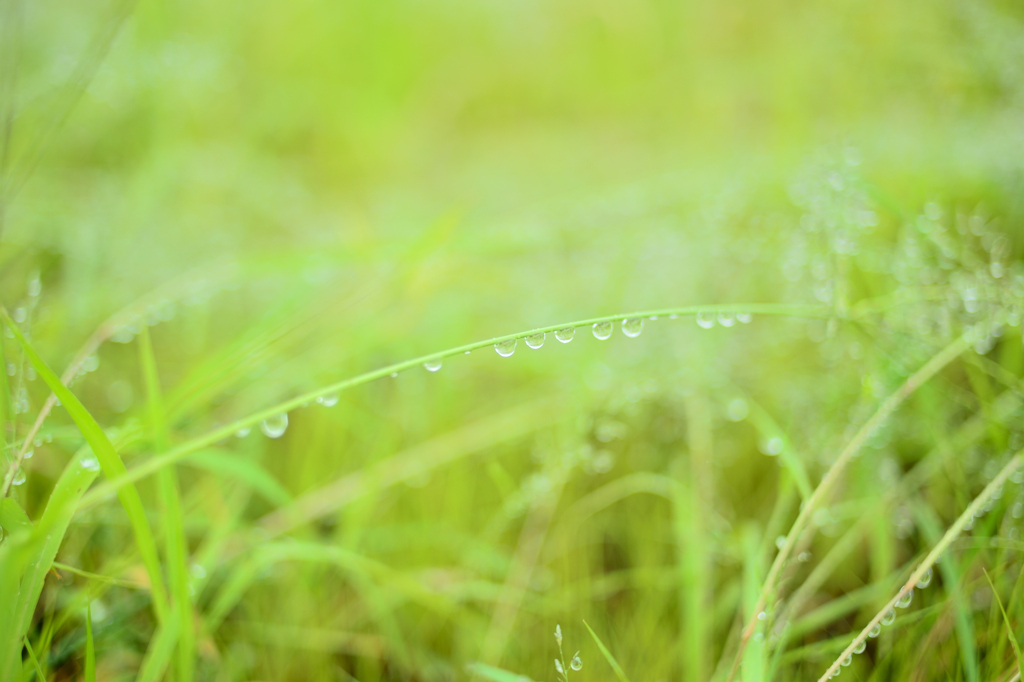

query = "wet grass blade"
[0, 309, 169, 624]
[582, 620, 631, 682]
[139, 327, 194, 681]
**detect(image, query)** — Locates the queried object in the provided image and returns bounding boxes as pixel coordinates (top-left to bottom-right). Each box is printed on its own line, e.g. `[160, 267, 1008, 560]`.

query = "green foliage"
[2, 0, 1024, 680]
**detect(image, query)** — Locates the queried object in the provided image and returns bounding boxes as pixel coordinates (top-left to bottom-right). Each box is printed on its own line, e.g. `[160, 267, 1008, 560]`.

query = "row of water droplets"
[825, 566, 935, 678]
[143, 310, 757, 450]
[422, 310, 754, 372]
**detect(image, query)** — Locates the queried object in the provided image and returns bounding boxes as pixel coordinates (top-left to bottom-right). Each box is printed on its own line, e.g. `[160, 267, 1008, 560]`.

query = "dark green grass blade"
[983, 568, 1023, 674]
[582, 620, 631, 682]
[84, 606, 96, 682]
[139, 327, 194, 682]
[0, 309, 170, 626]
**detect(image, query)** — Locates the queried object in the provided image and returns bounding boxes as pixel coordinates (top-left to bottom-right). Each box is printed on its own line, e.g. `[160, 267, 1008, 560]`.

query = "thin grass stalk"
[725, 334, 969, 682]
[817, 452, 1024, 681]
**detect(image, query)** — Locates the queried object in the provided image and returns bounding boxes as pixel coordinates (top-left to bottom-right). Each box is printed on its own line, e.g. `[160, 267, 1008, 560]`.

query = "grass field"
[2, 0, 1024, 680]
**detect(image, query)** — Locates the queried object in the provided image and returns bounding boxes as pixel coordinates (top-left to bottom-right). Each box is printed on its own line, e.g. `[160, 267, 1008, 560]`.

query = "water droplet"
[621, 318, 643, 338]
[881, 608, 896, 626]
[798, 551, 812, 562]
[260, 413, 289, 438]
[23, 449, 34, 460]
[494, 339, 517, 357]
[727, 398, 749, 421]
[111, 327, 135, 344]
[736, 311, 753, 324]
[895, 588, 913, 608]
[759, 437, 783, 456]
[27, 272, 42, 298]
[841, 655, 852, 667]
[696, 311, 716, 329]
[12, 469, 26, 486]
[525, 333, 545, 349]
[916, 567, 933, 589]
[757, 610, 767, 621]
[717, 311, 736, 327]
[424, 359, 443, 372]
[853, 640, 866, 654]
[83, 355, 100, 373]
[190, 563, 207, 579]
[555, 327, 575, 343]
[570, 654, 582, 671]
[33, 437, 42, 447]
[317, 394, 339, 407]
[592, 322, 613, 340]
[868, 623, 881, 638]
[13, 307, 27, 324]
[235, 427, 251, 438]
[775, 536, 786, 550]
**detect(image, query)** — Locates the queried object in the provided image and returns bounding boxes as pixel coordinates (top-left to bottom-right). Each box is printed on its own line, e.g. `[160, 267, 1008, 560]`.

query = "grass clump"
[3, 0, 1024, 680]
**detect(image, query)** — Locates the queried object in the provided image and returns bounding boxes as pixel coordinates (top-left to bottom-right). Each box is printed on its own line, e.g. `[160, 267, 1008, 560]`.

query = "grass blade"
[138, 326, 194, 682]
[0, 308, 170, 625]
[24, 636, 46, 681]
[984, 568, 1024, 674]
[582, 620, 631, 682]
[136, 617, 181, 682]
[84, 606, 96, 682]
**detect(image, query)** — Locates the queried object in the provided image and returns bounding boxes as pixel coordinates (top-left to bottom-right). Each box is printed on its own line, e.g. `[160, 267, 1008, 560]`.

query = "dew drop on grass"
[736, 311, 753, 324]
[841, 655, 852, 667]
[727, 398, 749, 421]
[260, 413, 289, 438]
[317, 394, 339, 407]
[570, 654, 582, 671]
[235, 427, 251, 438]
[424, 359, 443, 372]
[555, 327, 575, 343]
[775, 535, 786, 550]
[881, 608, 896, 626]
[592, 322, 613, 340]
[494, 339, 517, 357]
[12, 469, 26, 486]
[696, 311, 716, 329]
[895, 588, 913, 608]
[868, 623, 881, 638]
[621, 317, 643, 338]
[916, 567, 933, 588]
[525, 333, 545, 349]
[853, 640, 867, 654]
[81, 454, 101, 471]
[717, 311, 736, 327]
[23, 449, 33, 460]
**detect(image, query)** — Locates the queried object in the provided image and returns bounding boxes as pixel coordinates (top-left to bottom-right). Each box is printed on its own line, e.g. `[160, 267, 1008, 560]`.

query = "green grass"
[3, 0, 1024, 680]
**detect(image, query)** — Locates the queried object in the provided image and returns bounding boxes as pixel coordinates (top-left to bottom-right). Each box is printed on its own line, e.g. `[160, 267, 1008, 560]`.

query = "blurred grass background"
[2, 0, 1024, 680]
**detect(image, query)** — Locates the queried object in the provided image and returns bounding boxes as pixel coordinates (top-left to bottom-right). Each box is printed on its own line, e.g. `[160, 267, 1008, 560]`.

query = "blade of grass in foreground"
[84, 606, 96, 682]
[583, 620, 631, 682]
[984, 569, 1023, 674]
[0, 309, 170, 625]
[139, 327, 194, 682]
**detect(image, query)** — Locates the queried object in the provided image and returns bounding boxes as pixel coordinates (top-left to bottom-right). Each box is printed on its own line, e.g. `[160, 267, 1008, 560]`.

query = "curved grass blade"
[582, 620, 631, 682]
[0, 308, 170, 625]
